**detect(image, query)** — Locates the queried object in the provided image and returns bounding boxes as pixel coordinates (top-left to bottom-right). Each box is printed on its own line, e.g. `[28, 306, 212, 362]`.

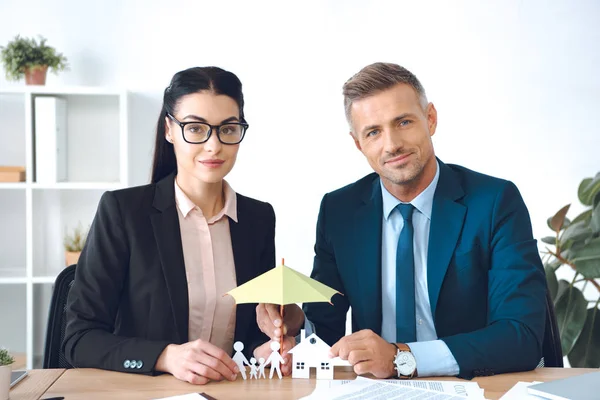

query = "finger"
[193, 340, 239, 376]
[187, 360, 225, 381]
[253, 342, 270, 360]
[266, 303, 283, 327]
[347, 350, 371, 365]
[184, 371, 210, 385]
[194, 352, 238, 381]
[329, 337, 346, 358]
[256, 304, 276, 337]
[281, 361, 293, 376]
[333, 338, 366, 360]
[353, 360, 375, 376]
[329, 330, 364, 357]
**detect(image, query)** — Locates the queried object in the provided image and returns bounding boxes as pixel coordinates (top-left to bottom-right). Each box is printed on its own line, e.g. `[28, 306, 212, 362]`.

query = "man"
[256, 62, 546, 379]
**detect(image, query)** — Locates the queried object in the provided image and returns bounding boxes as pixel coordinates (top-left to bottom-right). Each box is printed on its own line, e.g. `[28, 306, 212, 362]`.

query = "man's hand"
[253, 336, 296, 376]
[329, 329, 397, 378]
[155, 339, 239, 385]
[256, 303, 305, 340]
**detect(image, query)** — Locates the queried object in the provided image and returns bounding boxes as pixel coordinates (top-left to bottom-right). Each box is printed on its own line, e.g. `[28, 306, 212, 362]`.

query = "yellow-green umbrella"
[226, 259, 340, 305]
[225, 259, 341, 353]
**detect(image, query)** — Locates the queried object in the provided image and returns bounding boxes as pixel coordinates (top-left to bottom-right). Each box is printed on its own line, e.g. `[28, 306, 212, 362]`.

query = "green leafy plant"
[0, 348, 14, 367]
[0, 35, 68, 81]
[542, 172, 600, 368]
[64, 223, 89, 252]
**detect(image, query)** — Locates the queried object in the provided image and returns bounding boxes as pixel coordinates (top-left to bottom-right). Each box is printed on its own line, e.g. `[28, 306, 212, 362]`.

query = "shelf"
[0, 86, 125, 96]
[0, 277, 27, 284]
[0, 182, 124, 189]
[0, 182, 27, 189]
[31, 182, 124, 190]
[32, 276, 58, 284]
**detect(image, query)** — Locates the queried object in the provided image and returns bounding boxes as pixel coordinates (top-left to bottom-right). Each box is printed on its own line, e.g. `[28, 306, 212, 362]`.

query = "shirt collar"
[381, 160, 440, 221]
[174, 179, 238, 223]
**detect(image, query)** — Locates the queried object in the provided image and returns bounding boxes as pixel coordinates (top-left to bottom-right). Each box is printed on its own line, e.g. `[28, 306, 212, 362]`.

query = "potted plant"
[0, 348, 14, 400]
[0, 35, 68, 85]
[64, 223, 88, 266]
[542, 172, 600, 367]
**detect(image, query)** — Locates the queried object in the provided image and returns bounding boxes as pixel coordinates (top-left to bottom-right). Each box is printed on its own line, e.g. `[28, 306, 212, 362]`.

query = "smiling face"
[350, 83, 438, 199]
[164, 91, 242, 185]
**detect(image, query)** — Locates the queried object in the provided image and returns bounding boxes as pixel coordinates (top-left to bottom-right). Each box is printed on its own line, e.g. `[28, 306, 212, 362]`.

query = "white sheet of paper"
[499, 381, 546, 400]
[302, 376, 484, 400]
[317, 377, 485, 398]
[153, 394, 209, 400]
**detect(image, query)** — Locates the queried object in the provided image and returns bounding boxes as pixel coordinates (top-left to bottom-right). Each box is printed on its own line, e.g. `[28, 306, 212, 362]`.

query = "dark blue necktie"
[396, 203, 416, 343]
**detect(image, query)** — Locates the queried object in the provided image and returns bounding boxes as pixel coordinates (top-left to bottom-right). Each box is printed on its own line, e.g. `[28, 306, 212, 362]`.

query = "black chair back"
[43, 264, 76, 369]
[539, 287, 563, 367]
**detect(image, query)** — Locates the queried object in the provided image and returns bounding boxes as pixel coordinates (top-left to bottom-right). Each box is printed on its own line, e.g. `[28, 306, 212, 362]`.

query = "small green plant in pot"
[64, 223, 88, 267]
[0, 35, 68, 85]
[0, 348, 14, 400]
[542, 172, 600, 368]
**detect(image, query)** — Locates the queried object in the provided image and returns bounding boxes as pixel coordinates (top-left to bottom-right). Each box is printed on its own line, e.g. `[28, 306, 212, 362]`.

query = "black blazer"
[63, 173, 275, 374]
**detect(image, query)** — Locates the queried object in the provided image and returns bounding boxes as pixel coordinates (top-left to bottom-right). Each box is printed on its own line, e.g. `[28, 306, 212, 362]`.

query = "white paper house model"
[288, 330, 350, 379]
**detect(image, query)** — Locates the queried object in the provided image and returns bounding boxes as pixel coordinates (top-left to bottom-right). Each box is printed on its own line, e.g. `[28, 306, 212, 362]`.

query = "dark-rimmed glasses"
[166, 113, 248, 144]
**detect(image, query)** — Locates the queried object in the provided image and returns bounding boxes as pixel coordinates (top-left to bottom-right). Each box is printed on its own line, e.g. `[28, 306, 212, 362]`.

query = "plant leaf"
[555, 285, 588, 355]
[578, 173, 600, 206]
[571, 237, 600, 279]
[544, 264, 559, 301]
[541, 236, 557, 245]
[560, 220, 593, 244]
[568, 306, 600, 368]
[549, 205, 571, 232]
[591, 200, 600, 234]
[555, 279, 570, 304]
[571, 209, 593, 225]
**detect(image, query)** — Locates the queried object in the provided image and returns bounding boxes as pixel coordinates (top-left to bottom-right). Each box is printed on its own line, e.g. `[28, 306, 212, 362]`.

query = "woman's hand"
[155, 339, 239, 385]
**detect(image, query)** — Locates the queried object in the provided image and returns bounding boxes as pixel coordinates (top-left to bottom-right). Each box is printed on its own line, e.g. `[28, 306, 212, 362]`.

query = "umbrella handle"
[280, 304, 284, 355]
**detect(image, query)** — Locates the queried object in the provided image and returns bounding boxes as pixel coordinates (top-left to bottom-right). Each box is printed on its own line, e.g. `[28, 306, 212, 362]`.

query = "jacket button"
[124, 360, 131, 368]
[136, 360, 143, 369]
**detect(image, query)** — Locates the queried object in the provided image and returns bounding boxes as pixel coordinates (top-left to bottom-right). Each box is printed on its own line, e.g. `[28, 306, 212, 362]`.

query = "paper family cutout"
[233, 331, 350, 381]
[227, 259, 345, 381]
[233, 340, 284, 380]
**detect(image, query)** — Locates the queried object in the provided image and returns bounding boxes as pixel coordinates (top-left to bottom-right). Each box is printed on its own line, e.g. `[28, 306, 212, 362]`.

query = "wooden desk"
[9, 369, 65, 400]
[42, 367, 596, 400]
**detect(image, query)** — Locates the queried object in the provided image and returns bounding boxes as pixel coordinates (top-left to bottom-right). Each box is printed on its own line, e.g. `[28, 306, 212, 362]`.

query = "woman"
[63, 67, 275, 385]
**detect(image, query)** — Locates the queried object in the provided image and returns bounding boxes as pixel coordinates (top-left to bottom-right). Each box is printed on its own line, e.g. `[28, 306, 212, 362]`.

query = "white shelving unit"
[0, 86, 129, 368]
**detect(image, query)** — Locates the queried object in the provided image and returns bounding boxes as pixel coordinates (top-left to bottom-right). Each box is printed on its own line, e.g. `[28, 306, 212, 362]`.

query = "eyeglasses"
[166, 113, 248, 145]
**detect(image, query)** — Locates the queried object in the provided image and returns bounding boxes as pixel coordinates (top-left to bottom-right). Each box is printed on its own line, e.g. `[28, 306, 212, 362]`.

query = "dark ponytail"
[150, 67, 245, 183]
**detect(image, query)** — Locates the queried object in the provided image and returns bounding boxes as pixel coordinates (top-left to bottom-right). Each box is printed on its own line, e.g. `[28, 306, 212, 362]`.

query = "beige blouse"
[174, 180, 238, 355]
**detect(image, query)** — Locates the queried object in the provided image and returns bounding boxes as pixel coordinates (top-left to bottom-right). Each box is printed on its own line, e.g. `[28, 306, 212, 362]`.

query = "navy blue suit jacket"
[303, 160, 546, 379]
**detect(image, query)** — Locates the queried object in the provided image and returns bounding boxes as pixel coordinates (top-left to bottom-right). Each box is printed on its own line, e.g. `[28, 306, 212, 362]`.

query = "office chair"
[538, 287, 564, 368]
[42, 264, 76, 369]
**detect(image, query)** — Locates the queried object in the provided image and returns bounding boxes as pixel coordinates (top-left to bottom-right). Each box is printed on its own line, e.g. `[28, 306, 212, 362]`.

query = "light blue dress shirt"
[379, 161, 459, 376]
[303, 161, 460, 377]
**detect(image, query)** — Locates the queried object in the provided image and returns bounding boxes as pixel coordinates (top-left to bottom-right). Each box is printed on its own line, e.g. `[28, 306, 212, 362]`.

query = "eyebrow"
[360, 113, 415, 135]
[181, 114, 240, 124]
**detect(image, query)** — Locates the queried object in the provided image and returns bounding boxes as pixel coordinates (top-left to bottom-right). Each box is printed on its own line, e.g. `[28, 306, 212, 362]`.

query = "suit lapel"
[353, 177, 383, 334]
[428, 161, 466, 318]
[229, 196, 254, 341]
[150, 174, 189, 344]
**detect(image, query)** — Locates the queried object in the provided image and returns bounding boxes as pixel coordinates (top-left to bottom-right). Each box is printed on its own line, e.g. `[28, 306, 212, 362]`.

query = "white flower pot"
[0, 365, 11, 400]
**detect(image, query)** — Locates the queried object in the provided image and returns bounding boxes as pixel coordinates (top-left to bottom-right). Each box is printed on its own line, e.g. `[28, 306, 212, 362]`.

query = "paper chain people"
[233, 340, 284, 380]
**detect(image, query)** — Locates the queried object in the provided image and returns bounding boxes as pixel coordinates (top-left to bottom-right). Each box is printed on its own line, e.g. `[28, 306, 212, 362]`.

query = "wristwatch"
[391, 343, 417, 379]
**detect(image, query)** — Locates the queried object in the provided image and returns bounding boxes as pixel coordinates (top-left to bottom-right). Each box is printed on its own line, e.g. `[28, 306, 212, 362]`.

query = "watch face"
[394, 351, 417, 376]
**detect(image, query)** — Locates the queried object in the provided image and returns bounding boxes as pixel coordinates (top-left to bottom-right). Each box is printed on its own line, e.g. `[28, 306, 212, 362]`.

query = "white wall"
[1, 0, 599, 291]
